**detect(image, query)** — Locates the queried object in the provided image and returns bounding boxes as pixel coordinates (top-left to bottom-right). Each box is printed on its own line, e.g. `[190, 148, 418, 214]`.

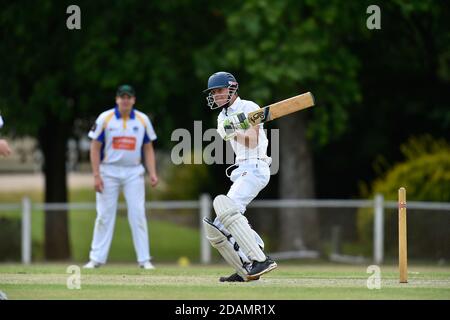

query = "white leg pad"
[213, 195, 266, 262]
[203, 218, 249, 278]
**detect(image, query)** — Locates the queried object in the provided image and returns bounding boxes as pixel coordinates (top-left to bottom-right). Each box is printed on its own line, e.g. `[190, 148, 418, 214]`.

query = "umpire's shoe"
[247, 257, 277, 280]
[83, 260, 101, 269]
[219, 273, 260, 282]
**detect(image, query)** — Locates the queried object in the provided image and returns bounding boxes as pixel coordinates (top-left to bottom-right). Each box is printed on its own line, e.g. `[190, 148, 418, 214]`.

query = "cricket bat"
[247, 92, 315, 126]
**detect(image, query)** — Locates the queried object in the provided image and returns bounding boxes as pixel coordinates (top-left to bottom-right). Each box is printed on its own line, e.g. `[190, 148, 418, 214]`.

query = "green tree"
[0, 0, 219, 259]
[196, 0, 365, 250]
[315, 0, 450, 198]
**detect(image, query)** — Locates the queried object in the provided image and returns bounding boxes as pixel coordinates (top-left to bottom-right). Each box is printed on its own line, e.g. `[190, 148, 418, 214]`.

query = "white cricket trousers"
[213, 159, 270, 256]
[89, 164, 151, 264]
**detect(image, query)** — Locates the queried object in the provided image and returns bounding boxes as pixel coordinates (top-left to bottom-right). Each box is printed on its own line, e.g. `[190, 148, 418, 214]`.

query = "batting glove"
[229, 112, 250, 130]
[217, 119, 237, 141]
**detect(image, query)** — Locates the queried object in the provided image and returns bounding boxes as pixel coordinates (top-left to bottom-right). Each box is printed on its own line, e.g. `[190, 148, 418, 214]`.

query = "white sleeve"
[216, 113, 228, 140]
[217, 112, 225, 125]
[144, 116, 157, 142]
[242, 101, 260, 116]
[88, 114, 106, 141]
[0, 115, 4, 129]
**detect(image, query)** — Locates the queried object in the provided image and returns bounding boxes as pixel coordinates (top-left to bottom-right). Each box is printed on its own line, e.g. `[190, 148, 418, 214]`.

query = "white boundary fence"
[0, 193, 449, 265]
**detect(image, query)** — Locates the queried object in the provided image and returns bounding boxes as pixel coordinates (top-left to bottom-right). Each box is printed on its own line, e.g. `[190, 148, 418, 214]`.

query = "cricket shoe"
[83, 260, 101, 269]
[219, 272, 260, 282]
[246, 257, 277, 280]
[140, 261, 155, 270]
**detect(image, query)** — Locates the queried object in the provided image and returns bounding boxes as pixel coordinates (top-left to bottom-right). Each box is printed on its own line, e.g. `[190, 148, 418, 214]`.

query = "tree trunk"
[278, 113, 319, 251]
[39, 118, 71, 260]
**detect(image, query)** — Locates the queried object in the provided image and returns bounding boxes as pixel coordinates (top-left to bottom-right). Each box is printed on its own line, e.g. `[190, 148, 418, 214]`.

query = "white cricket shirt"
[217, 97, 270, 163]
[88, 106, 157, 166]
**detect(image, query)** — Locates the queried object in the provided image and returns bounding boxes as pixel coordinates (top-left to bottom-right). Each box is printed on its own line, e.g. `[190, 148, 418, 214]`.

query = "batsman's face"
[116, 95, 135, 112]
[211, 88, 229, 107]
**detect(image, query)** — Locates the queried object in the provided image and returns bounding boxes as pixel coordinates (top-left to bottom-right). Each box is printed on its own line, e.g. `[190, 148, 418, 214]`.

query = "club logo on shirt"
[112, 136, 136, 150]
[133, 126, 139, 132]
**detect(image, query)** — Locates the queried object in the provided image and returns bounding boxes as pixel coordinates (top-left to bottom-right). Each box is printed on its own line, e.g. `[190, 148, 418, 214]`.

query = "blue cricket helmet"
[204, 72, 239, 109]
[203, 72, 238, 93]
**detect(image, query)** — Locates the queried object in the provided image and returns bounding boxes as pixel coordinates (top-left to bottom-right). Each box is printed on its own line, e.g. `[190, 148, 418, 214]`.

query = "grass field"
[0, 189, 202, 262]
[0, 263, 449, 300]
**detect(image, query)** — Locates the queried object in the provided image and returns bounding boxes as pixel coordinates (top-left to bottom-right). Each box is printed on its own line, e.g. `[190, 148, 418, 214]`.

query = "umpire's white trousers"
[213, 159, 270, 259]
[89, 164, 151, 264]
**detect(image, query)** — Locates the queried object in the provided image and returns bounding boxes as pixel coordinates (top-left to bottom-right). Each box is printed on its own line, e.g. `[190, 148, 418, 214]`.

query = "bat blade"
[247, 92, 315, 126]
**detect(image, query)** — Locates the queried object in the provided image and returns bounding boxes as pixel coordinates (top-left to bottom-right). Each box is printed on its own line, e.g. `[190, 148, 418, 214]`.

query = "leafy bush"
[357, 135, 450, 260]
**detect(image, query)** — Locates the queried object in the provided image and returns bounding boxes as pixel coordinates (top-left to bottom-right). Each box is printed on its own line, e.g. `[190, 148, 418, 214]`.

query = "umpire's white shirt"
[86, 106, 156, 264]
[88, 106, 157, 166]
[217, 97, 270, 164]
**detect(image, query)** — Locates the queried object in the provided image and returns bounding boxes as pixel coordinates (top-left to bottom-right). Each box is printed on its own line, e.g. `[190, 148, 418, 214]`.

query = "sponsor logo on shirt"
[112, 136, 136, 150]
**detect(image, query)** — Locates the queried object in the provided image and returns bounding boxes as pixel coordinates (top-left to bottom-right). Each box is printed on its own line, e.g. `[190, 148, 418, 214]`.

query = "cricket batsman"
[84, 84, 158, 269]
[203, 72, 277, 282]
[0, 114, 12, 157]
